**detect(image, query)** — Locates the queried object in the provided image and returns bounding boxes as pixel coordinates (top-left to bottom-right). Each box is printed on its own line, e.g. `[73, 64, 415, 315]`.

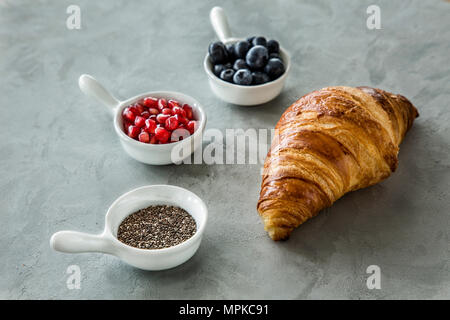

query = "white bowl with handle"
[78, 74, 207, 165]
[50, 185, 208, 271]
[204, 7, 291, 106]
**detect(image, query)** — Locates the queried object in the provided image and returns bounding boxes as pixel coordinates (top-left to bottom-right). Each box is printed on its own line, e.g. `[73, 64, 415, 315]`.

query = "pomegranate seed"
[138, 131, 150, 143]
[171, 126, 190, 142]
[155, 127, 170, 143]
[143, 97, 158, 108]
[165, 116, 179, 131]
[149, 114, 157, 121]
[134, 116, 146, 128]
[162, 108, 172, 115]
[140, 111, 150, 119]
[156, 113, 170, 124]
[144, 118, 157, 134]
[123, 108, 136, 122]
[129, 105, 140, 116]
[149, 135, 158, 144]
[186, 120, 196, 134]
[148, 108, 159, 115]
[172, 106, 186, 117]
[168, 99, 180, 109]
[157, 98, 167, 111]
[182, 104, 193, 119]
[128, 125, 140, 139]
[174, 114, 188, 125]
[136, 103, 146, 114]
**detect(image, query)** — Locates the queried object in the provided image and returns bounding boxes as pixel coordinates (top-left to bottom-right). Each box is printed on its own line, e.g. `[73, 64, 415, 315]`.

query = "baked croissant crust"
[257, 86, 418, 240]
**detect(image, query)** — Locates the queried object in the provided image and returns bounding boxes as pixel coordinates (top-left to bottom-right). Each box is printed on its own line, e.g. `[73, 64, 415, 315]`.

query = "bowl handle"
[210, 7, 232, 43]
[50, 230, 115, 255]
[78, 74, 121, 116]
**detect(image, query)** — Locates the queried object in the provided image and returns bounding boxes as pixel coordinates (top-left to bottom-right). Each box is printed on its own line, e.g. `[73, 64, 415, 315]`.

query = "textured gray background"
[1, 0, 449, 299]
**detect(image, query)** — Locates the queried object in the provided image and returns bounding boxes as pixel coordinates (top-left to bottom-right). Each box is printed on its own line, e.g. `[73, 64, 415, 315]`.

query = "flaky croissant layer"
[257, 86, 418, 240]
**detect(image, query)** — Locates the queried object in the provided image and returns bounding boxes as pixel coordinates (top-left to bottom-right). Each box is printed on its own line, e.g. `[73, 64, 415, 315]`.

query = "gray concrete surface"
[0, 0, 449, 299]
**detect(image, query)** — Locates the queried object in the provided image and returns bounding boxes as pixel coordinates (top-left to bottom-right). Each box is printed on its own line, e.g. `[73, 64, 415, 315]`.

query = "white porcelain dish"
[78, 74, 207, 165]
[204, 7, 291, 106]
[50, 185, 208, 271]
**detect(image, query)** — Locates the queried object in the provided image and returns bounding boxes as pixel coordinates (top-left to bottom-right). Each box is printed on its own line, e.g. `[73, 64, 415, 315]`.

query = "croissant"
[257, 86, 418, 240]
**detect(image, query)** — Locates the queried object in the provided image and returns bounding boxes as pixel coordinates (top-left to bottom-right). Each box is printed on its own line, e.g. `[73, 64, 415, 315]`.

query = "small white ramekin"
[78, 74, 207, 165]
[50, 185, 208, 271]
[204, 7, 291, 106]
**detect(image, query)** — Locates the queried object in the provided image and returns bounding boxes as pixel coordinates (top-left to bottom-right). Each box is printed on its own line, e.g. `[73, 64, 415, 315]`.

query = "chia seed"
[117, 205, 197, 249]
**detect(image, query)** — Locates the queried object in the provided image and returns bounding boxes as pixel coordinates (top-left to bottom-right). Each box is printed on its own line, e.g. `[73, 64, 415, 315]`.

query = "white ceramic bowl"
[78, 74, 207, 165]
[204, 7, 291, 106]
[50, 185, 208, 271]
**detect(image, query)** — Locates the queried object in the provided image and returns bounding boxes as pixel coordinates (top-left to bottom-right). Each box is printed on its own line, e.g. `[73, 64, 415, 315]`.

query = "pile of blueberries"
[208, 36, 285, 86]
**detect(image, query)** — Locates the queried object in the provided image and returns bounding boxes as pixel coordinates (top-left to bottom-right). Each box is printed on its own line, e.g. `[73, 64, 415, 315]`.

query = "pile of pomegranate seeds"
[122, 97, 197, 144]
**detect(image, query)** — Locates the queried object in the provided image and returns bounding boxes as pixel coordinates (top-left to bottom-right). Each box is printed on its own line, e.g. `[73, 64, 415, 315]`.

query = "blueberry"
[264, 58, 285, 80]
[224, 62, 233, 69]
[246, 36, 256, 45]
[234, 40, 251, 59]
[233, 59, 249, 70]
[208, 41, 227, 64]
[252, 71, 270, 85]
[213, 64, 226, 77]
[269, 53, 281, 60]
[220, 69, 235, 83]
[267, 40, 279, 54]
[226, 43, 236, 61]
[245, 45, 269, 70]
[233, 69, 253, 85]
[252, 36, 267, 47]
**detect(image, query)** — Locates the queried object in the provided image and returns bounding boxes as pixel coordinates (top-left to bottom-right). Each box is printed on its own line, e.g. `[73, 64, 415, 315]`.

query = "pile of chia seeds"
[117, 205, 197, 249]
